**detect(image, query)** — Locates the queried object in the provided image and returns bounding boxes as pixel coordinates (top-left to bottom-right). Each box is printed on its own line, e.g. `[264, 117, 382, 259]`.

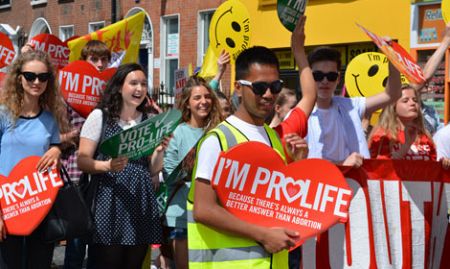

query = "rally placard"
[58, 60, 117, 118]
[301, 159, 450, 268]
[277, 0, 308, 32]
[0, 156, 63, 236]
[358, 24, 426, 85]
[99, 109, 181, 160]
[0, 32, 15, 69]
[211, 142, 352, 248]
[30, 34, 70, 70]
[68, 12, 145, 65]
[209, 0, 251, 61]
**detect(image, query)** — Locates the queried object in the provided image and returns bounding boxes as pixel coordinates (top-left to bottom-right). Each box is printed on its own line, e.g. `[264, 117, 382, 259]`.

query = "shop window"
[197, 10, 214, 66]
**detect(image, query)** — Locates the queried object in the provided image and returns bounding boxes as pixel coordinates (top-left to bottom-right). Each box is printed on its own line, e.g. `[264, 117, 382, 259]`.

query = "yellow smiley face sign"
[345, 52, 389, 98]
[443, 0, 450, 23]
[209, 0, 251, 62]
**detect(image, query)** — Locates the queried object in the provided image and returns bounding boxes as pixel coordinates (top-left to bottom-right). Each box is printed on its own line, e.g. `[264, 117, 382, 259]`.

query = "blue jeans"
[64, 238, 95, 269]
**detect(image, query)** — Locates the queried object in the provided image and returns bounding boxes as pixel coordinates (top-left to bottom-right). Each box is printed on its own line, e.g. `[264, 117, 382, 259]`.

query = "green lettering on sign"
[277, 0, 308, 32]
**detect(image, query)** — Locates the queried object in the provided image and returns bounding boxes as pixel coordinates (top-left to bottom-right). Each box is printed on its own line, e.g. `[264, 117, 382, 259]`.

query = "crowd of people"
[0, 15, 449, 269]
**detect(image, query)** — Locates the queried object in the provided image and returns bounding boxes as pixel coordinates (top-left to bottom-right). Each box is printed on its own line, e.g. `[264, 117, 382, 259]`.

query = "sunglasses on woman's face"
[20, 71, 52, 82]
[237, 79, 284, 96]
[312, 71, 339, 82]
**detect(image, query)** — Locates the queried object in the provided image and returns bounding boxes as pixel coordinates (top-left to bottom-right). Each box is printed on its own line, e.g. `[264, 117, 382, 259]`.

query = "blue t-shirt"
[0, 106, 60, 175]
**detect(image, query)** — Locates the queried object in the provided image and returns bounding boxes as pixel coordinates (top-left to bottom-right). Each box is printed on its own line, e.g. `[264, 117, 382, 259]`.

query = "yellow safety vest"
[187, 121, 289, 269]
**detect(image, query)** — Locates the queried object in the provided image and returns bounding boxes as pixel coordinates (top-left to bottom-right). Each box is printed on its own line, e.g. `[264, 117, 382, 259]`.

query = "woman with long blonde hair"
[0, 50, 67, 268]
[368, 84, 436, 160]
[163, 76, 223, 269]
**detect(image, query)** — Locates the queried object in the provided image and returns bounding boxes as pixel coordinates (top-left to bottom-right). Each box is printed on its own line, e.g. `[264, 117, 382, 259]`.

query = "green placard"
[99, 109, 181, 160]
[277, 0, 308, 32]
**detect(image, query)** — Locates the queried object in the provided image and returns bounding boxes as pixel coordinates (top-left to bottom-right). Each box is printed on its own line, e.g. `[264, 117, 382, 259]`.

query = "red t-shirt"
[273, 107, 308, 138]
[369, 128, 436, 161]
[273, 107, 308, 163]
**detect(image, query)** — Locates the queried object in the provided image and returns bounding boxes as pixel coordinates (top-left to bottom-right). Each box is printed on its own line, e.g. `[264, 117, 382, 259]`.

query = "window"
[59, 25, 74, 42]
[88, 21, 105, 33]
[31, 0, 47, 6]
[197, 10, 214, 66]
[0, 0, 11, 9]
[161, 16, 179, 96]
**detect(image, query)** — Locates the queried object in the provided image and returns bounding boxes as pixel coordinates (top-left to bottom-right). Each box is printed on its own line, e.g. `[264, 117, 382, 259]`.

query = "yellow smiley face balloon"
[345, 52, 389, 98]
[443, 0, 450, 23]
[209, 0, 251, 62]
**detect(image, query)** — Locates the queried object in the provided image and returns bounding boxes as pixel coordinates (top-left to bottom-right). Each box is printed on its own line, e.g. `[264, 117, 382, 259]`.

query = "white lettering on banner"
[428, 182, 450, 268]
[59, 71, 80, 92]
[117, 121, 174, 155]
[368, 180, 403, 268]
[47, 44, 69, 58]
[0, 45, 15, 65]
[0, 170, 62, 206]
[31, 40, 45, 52]
[401, 181, 431, 268]
[302, 178, 450, 268]
[214, 159, 351, 218]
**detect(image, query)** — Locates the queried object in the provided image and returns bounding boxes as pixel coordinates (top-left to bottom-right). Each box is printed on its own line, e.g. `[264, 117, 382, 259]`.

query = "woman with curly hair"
[78, 63, 169, 269]
[368, 84, 437, 161]
[0, 50, 68, 268]
[163, 76, 223, 269]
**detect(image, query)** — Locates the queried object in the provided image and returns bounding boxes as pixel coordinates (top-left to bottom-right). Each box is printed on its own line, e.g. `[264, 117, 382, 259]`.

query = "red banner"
[301, 159, 450, 268]
[30, 34, 70, 70]
[0, 32, 15, 69]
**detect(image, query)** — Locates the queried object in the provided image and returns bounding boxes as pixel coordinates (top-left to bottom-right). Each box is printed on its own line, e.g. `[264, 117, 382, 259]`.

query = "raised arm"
[291, 16, 316, 118]
[422, 22, 450, 84]
[365, 62, 402, 116]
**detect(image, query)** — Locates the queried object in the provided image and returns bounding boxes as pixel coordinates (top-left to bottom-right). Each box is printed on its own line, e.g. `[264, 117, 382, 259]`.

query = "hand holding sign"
[99, 109, 181, 160]
[59, 61, 116, 118]
[211, 142, 352, 248]
[0, 156, 63, 236]
[357, 24, 425, 85]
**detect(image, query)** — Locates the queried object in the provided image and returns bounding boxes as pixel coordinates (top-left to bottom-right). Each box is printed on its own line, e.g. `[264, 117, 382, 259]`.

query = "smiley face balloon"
[209, 0, 251, 62]
[345, 52, 389, 98]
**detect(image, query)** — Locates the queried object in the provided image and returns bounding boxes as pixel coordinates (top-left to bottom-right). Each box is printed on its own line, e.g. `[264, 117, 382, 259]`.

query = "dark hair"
[275, 88, 296, 107]
[97, 63, 147, 122]
[308, 46, 341, 70]
[235, 46, 279, 80]
[80, 40, 111, 61]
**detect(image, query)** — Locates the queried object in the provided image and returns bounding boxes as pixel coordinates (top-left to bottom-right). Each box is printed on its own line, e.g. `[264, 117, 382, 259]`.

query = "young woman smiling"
[0, 50, 68, 269]
[163, 76, 223, 269]
[78, 63, 170, 269]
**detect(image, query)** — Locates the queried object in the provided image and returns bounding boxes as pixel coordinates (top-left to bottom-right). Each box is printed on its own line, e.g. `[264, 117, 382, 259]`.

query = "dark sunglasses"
[238, 79, 283, 96]
[20, 72, 52, 82]
[312, 71, 339, 82]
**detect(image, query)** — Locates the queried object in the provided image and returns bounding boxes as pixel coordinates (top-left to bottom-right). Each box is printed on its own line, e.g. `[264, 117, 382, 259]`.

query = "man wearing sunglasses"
[187, 17, 314, 269]
[306, 46, 401, 167]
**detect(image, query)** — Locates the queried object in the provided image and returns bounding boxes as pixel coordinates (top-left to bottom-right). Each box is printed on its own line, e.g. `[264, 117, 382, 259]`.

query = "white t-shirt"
[195, 115, 270, 182]
[307, 96, 369, 163]
[433, 124, 450, 160]
[80, 108, 144, 143]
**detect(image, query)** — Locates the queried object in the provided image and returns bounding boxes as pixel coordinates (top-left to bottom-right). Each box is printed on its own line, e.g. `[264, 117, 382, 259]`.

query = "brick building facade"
[0, 0, 231, 95]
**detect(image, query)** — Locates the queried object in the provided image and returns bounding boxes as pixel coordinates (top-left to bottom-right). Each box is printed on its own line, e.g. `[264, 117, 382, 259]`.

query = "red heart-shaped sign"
[0, 156, 63, 235]
[211, 142, 352, 248]
[0, 32, 15, 69]
[30, 34, 70, 70]
[59, 61, 116, 118]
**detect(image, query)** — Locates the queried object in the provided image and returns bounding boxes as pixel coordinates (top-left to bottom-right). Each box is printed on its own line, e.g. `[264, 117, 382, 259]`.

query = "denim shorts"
[168, 227, 187, 240]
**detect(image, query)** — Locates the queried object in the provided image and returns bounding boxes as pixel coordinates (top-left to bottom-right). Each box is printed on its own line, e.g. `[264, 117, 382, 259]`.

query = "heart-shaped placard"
[211, 141, 352, 248]
[0, 32, 15, 69]
[0, 156, 63, 236]
[30, 34, 70, 70]
[59, 61, 116, 118]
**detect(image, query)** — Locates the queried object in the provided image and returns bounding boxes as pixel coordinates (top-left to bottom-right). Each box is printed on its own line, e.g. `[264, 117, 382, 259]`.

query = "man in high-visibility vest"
[187, 16, 316, 268]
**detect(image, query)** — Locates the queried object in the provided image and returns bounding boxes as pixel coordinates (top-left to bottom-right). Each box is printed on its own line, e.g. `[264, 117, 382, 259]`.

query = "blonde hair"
[0, 50, 69, 131]
[177, 76, 223, 132]
[369, 85, 430, 143]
